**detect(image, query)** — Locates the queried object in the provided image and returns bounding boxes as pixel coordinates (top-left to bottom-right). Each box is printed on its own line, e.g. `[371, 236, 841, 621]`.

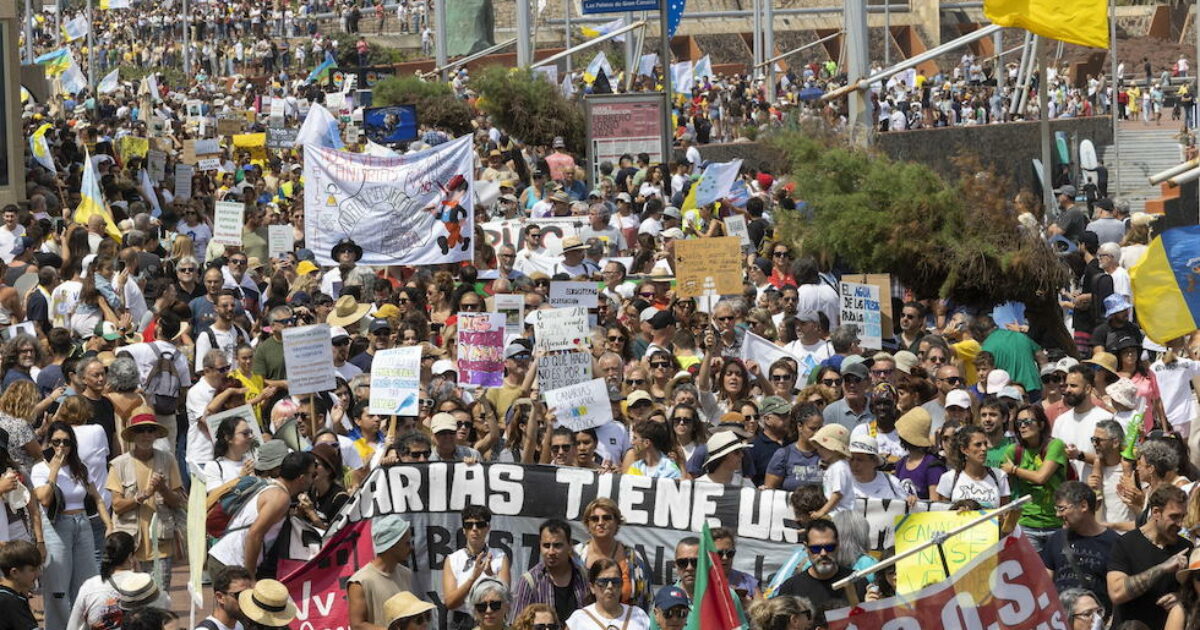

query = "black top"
[1107, 528, 1192, 628]
[86, 395, 117, 450]
[778, 566, 867, 613]
[1039, 527, 1121, 613]
[0, 585, 37, 630]
[552, 574, 579, 625]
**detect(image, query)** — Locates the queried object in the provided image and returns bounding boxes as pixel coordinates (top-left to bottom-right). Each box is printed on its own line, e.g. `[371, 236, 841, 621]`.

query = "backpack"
[144, 346, 182, 416]
[205, 476, 271, 538]
[204, 325, 250, 358]
[1013, 439, 1077, 482]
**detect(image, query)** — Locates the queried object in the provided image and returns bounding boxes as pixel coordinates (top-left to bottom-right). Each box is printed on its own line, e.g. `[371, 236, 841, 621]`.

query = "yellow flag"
[75, 152, 122, 242]
[985, 0, 1108, 48]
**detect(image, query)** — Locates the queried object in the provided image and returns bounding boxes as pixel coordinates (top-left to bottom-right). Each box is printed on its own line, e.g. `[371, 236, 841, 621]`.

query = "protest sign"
[269, 98, 286, 125]
[827, 535, 1064, 630]
[1, 322, 36, 341]
[212, 201, 245, 246]
[369, 346, 421, 415]
[181, 139, 196, 165]
[480, 217, 583, 257]
[146, 150, 166, 182]
[363, 105, 418, 143]
[115, 136, 149, 162]
[493, 293, 524, 336]
[725, 214, 751, 248]
[537, 352, 594, 392]
[197, 157, 221, 172]
[266, 127, 298, 149]
[194, 138, 220, 156]
[893, 510, 998, 594]
[845, 273, 893, 337]
[204, 405, 264, 446]
[304, 135, 475, 267]
[174, 164, 194, 200]
[268, 224, 294, 258]
[232, 133, 267, 161]
[281, 324, 336, 396]
[532, 307, 588, 353]
[217, 117, 244, 136]
[674, 236, 742, 298]
[544, 378, 612, 431]
[840, 281, 883, 350]
[549, 281, 599, 308]
[457, 313, 506, 387]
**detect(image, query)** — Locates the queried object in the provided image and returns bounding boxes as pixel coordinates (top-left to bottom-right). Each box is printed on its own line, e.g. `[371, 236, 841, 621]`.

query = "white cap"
[945, 389, 973, 409]
[639, 307, 658, 322]
[432, 359, 457, 375]
[329, 326, 349, 341]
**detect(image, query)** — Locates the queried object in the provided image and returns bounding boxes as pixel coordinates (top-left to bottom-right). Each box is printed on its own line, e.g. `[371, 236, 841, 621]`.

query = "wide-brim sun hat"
[239, 580, 299, 627]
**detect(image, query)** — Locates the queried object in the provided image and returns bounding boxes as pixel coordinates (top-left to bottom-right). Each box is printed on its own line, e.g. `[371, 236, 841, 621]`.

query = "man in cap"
[481, 149, 516, 182]
[1039, 358, 1078, 423]
[330, 325, 362, 381]
[823, 359, 873, 431]
[853, 384, 906, 464]
[430, 412, 482, 463]
[485, 342, 534, 420]
[544, 136, 577, 182]
[1085, 198, 1127, 245]
[653, 585, 691, 630]
[348, 514, 415, 630]
[1091, 294, 1142, 354]
[350, 318, 393, 373]
[749, 396, 792, 485]
[643, 310, 677, 357]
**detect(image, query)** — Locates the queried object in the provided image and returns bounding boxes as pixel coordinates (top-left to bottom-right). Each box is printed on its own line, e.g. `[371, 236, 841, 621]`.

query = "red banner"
[827, 535, 1067, 630]
[278, 520, 374, 630]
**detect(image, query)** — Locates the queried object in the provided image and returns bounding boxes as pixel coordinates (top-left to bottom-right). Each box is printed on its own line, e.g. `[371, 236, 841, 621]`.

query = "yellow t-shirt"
[952, 339, 983, 386]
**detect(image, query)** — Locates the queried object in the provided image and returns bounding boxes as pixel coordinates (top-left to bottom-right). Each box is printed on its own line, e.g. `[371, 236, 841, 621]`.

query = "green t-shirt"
[981, 329, 1043, 393]
[985, 436, 1014, 469]
[1002, 438, 1068, 528]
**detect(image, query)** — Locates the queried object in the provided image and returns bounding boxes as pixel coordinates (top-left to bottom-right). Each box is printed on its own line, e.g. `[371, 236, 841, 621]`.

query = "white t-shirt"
[31, 461, 89, 511]
[203, 457, 250, 490]
[73, 424, 111, 506]
[783, 339, 833, 379]
[565, 603, 651, 630]
[822, 458, 856, 514]
[1098, 463, 1136, 526]
[1109, 267, 1132, 299]
[193, 324, 250, 373]
[119, 341, 193, 389]
[852, 471, 909, 500]
[849, 424, 907, 462]
[935, 468, 1011, 508]
[1150, 358, 1200, 432]
[795, 283, 841, 329]
[49, 280, 82, 329]
[185, 379, 218, 473]
[1050, 405, 1113, 479]
[591, 421, 631, 465]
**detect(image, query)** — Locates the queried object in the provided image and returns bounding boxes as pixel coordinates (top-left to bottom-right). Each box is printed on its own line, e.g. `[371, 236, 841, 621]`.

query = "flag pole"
[1038, 38, 1056, 217]
[659, 0, 673, 198]
[1110, 0, 1119, 196]
[833, 495, 1031, 589]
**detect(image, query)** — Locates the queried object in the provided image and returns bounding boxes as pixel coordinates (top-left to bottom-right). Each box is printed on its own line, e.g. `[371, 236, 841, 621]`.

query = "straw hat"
[384, 591, 435, 624]
[1108, 378, 1139, 409]
[1086, 350, 1119, 377]
[895, 407, 933, 448]
[113, 572, 162, 610]
[120, 406, 168, 442]
[560, 235, 587, 253]
[811, 424, 850, 457]
[326, 295, 372, 327]
[703, 431, 750, 469]
[239, 580, 298, 627]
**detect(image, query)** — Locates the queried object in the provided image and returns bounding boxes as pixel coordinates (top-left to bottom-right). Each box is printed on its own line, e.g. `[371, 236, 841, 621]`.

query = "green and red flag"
[684, 524, 745, 630]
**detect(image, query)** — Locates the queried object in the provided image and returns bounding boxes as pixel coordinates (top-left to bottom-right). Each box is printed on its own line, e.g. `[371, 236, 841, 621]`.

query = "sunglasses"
[871, 369, 894, 377]
[939, 376, 964, 386]
[474, 600, 504, 613]
[807, 543, 837, 554]
[457, 421, 473, 429]
[333, 338, 351, 347]
[1016, 418, 1037, 428]
[821, 378, 843, 387]
[625, 379, 646, 386]
[212, 365, 231, 373]
[608, 336, 625, 342]
[770, 373, 793, 382]
[1041, 374, 1064, 384]
[229, 258, 247, 265]
[663, 608, 688, 619]
[639, 292, 656, 298]
[550, 444, 573, 453]
[460, 303, 481, 310]
[716, 315, 736, 322]
[676, 558, 698, 569]
[651, 362, 672, 369]
[672, 416, 694, 425]
[463, 520, 490, 530]
[132, 425, 160, 434]
[406, 450, 431, 459]
[178, 267, 196, 273]
[843, 375, 864, 385]
[49, 438, 73, 447]
[588, 513, 615, 523]
[1089, 436, 1112, 445]
[772, 251, 791, 258]
[715, 549, 736, 559]
[594, 577, 622, 589]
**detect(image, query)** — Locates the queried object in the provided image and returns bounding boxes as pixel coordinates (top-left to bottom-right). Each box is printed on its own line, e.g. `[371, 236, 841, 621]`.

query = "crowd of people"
[6, 2, 1200, 630]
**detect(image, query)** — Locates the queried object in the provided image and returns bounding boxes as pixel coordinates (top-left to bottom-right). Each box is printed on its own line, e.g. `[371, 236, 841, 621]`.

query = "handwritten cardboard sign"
[549, 281, 599, 308]
[281, 324, 336, 395]
[532, 307, 589, 353]
[545, 378, 612, 431]
[537, 352, 594, 392]
[212, 201, 244, 246]
[840, 281, 883, 350]
[369, 347, 421, 415]
[674, 236, 742, 298]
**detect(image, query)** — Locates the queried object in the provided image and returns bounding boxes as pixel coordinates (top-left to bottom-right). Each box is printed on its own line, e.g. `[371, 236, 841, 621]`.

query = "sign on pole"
[212, 201, 245, 246]
[674, 236, 742, 298]
[369, 346, 421, 415]
[266, 127, 298, 149]
[174, 164, 194, 200]
[544, 378, 613, 431]
[583, 94, 667, 187]
[840, 281, 883, 350]
[581, 0, 658, 13]
[281, 324, 336, 395]
[893, 510, 998, 595]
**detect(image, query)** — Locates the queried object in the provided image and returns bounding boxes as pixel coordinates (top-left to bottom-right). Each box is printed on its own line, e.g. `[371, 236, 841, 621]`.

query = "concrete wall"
[698, 116, 1115, 198]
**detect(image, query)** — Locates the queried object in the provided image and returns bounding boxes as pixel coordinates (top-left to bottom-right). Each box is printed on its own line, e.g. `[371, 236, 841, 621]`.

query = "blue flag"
[667, 0, 687, 36]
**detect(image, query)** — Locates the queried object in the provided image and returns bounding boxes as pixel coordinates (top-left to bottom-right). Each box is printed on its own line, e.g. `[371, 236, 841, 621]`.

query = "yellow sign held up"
[893, 510, 998, 594]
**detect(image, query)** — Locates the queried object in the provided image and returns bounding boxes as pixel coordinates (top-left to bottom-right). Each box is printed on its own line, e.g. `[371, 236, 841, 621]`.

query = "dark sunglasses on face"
[406, 450, 431, 459]
[822, 378, 842, 387]
[672, 416, 694, 425]
[594, 577, 622, 589]
[333, 338, 351, 347]
[807, 543, 837, 554]
[651, 362, 671, 369]
[843, 375, 863, 385]
[474, 600, 504, 613]
[463, 520, 489, 530]
[533, 624, 561, 630]
[550, 444, 573, 453]
[676, 558, 698, 568]
[588, 513, 615, 523]
[132, 425, 160, 434]
[770, 373, 793, 382]
[715, 549, 736, 559]
[664, 609, 689, 619]
[50, 438, 73, 447]
[608, 336, 624, 342]
[625, 379, 646, 385]
[1041, 374, 1064, 384]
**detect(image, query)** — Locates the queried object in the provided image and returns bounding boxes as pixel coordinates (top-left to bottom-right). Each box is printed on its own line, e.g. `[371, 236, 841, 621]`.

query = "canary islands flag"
[1130, 225, 1200, 343]
[30, 124, 55, 174]
[580, 18, 625, 42]
[985, 0, 1108, 49]
[75, 150, 122, 242]
[34, 48, 71, 76]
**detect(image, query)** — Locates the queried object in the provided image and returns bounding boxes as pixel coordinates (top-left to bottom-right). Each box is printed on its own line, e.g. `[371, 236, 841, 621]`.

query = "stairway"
[1099, 125, 1185, 213]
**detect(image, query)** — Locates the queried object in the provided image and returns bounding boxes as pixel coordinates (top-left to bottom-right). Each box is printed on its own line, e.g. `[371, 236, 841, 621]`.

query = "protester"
[199, 566, 254, 630]
[349, 514, 416, 630]
[565, 558, 651, 630]
[512, 519, 591, 624]
[1107, 485, 1192, 628]
[0, 541, 41, 630]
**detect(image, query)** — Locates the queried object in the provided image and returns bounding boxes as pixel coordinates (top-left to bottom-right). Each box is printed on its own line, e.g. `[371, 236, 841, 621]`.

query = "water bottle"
[1120, 399, 1147, 461]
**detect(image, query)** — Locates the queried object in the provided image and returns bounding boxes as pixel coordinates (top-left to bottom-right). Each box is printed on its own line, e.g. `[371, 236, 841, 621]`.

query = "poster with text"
[369, 346, 421, 415]
[674, 236, 742, 298]
[532, 307, 589, 353]
[493, 293, 524, 336]
[549, 281, 599, 308]
[839, 281, 883, 349]
[281, 324, 336, 395]
[457, 313, 505, 387]
[893, 510, 997, 594]
[544, 378, 613, 431]
[268, 224, 294, 258]
[212, 201, 245, 246]
[537, 352, 594, 392]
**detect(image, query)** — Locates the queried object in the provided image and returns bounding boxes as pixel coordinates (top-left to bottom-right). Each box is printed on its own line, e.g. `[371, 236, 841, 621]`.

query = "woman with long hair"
[426, 271, 455, 329]
[309, 443, 349, 525]
[933, 425, 1011, 508]
[231, 343, 274, 430]
[566, 558, 651, 630]
[51, 394, 110, 558]
[442, 505, 512, 630]
[697, 354, 753, 421]
[604, 324, 634, 362]
[893, 408, 946, 501]
[0, 379, 57, 441]
[574, 499, 651, 609]
[747, 595, 814, 630]
[625, 421, 682, 479]
[34, 421, 114, 630]
[66, 531, 168, 630]
[466, 398, 502, 460]
[202, 417, 257, 491]
[998, 404, 1067, 552]
[669, 404, 708, 461]
[1114, 335, 1168, 431]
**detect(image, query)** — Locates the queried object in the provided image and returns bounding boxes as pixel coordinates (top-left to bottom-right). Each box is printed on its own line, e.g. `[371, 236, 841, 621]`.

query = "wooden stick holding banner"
[308, 394, 318, 439]
[833, 495, 1031, 590]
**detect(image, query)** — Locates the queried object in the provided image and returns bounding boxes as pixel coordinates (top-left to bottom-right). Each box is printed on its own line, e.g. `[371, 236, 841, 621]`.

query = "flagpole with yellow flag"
[75, 151, 123, 242]
[984, 0, 1108, 49]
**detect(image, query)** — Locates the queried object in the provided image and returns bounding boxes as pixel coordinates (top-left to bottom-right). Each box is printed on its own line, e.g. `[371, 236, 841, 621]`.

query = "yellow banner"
[116, 136, 149, 162]
[893, 510, 998, 594]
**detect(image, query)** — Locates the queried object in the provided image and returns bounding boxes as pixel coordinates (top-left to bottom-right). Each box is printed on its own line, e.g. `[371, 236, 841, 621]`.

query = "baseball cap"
[661, 227, 686, 240]
[945, 389, 973, 410]
[368, 318, 392, 333]
[504, 343, 532, 360]
[94, 321, 122, 341]
[794, 310, 820, 324]
[662, 206, 682, 219]
[649, 310, 676, 330]
[431, 359, 457, 375]
[654, 586, 690, 611]
[640, 307, 659, 323]
[627, 390, 654, 407]
[616, 192, 632, 203]
[430, 412, 457, 434]
[329, 326, 350, 342]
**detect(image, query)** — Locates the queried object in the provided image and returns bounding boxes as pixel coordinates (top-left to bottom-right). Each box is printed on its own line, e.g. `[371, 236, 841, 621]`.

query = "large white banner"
[303, 135, 475, 267]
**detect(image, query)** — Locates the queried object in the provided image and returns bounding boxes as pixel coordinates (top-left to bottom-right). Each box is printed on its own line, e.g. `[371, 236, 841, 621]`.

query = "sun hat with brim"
[430, 412, 458, 434]
[1104, 293, 1132, 318]
[239, 579, 299, 627]
[627, 390, 654, 407]
[326, 295, 372, 327]
[372, 514, 413, 554]
[384, 591, 436, 624]
[812, 424, 850, 457]
[560, 235, 587, 253]
[549, 191, 571, 204]
[895, 407, 933, 448]
[121, 407, 168, 442]
[759, 396, 791, 417]
[848, 435, 883, 465]
[1085, 351, 1119, 376]
[296, 260, 319, 276]
[893, 350, 919, 375]
[1108, 378, 1139, 409]
[703, 431, 750, 469]
[330, 238, 363, 262]
[113, 572, 161, 610]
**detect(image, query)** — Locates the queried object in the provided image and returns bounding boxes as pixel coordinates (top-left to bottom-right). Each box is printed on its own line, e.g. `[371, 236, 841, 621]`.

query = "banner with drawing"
[303, 135, 475, 267]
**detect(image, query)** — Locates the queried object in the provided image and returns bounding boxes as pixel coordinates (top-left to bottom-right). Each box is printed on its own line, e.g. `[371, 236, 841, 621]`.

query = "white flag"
[671, 61, 694, 94]
[693, 55, 713, 83]
[139, 169, 162, 216]
[638, 54, 658, 78]
[97, 68, 119, 94]
[561, 73, 575, 98]
[60, 53, 87, 95]
[693, 159, 744, 207]
[295, 103, 345, 150]
[63, 14, 89, 41]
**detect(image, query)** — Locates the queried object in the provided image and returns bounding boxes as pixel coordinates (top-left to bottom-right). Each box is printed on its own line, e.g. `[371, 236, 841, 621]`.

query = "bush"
[372, 75, 473, 135]
[472, 65, 584, 152]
